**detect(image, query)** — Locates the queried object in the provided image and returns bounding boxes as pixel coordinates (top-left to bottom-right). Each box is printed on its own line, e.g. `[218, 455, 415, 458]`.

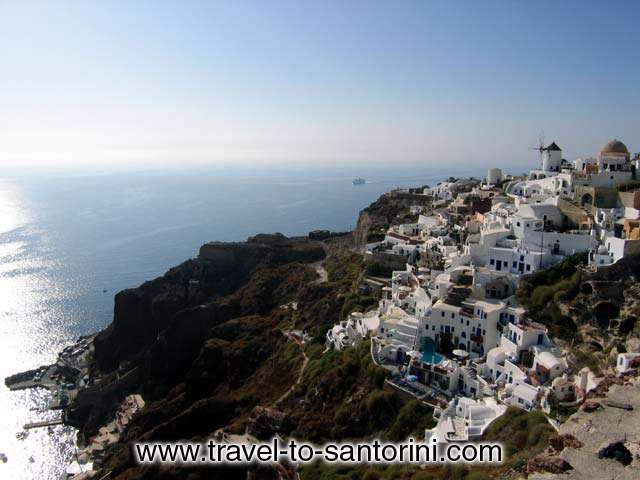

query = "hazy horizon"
[2, 1, 639, 170]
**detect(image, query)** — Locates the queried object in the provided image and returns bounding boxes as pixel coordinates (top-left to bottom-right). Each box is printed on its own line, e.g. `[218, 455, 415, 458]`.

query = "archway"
[581, 193, 593, 207]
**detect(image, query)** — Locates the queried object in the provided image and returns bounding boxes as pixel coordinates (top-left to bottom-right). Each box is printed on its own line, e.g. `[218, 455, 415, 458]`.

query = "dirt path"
[273, 332, 309, 406]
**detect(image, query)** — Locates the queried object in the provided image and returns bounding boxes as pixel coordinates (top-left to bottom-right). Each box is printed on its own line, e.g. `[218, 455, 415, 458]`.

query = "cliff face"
[71, 189, 606, 480]
[72, 233, 376, 479]
[73, 235, 324, 439]
[93, 234, 324, 372]
[353, 189, 431, 251]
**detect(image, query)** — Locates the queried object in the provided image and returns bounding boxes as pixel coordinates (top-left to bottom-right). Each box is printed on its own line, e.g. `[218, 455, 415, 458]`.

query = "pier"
[23, 418, 65, 430]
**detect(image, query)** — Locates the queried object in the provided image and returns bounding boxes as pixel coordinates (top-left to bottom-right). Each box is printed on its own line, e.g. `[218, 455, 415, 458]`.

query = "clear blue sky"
[1, 0, 639, 170]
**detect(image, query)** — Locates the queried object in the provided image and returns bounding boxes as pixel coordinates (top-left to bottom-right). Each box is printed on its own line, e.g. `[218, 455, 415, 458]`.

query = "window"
[526, 264, 531, 271]
[490, 259, 495, 265]
[451, 312, 455, 319]
[441, 311, 445, 317]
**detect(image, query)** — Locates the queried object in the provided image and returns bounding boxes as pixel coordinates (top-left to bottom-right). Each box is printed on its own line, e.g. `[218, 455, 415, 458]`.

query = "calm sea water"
[0, 166, 485, 479]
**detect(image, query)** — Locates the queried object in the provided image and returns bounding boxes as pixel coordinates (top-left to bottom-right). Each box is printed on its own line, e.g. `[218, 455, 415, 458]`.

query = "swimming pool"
[421, 338, 444, 364]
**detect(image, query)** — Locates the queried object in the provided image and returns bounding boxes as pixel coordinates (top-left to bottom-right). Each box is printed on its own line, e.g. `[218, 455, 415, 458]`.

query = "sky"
[1, 0, 639, 171]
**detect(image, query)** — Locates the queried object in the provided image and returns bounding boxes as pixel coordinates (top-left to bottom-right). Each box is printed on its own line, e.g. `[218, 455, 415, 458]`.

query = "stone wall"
[557, 198, 591, 228]
[618, 191, 640, 209]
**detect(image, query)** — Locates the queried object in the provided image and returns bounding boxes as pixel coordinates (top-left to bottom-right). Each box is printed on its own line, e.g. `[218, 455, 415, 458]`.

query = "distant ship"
[352, 177, 366, 185]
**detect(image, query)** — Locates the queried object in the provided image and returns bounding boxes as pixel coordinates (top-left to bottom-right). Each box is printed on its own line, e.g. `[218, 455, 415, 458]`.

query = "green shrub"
[362, 470, 383, 480]
[530, 285, 555, 312]
[366, 390, 398, 429]
[465, 472, 491, 480]
[367, 363, 389, 389]
[386, 400, 435, 441]
[527, 423, 550, 448]
[410, 472, 436, 480]
[441, 465, 469, 480]
[341, 293, 378, 319]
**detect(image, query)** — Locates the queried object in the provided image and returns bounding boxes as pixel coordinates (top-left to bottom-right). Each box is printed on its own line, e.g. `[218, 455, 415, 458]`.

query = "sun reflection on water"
[0, 179, 76, 480]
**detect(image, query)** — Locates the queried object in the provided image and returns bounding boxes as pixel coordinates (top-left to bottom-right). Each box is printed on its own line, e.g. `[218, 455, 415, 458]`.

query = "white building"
[326, 311, 380, 351]
[574, 140, 634, 188]
[541, 141, 563, 173]
[426, 397, 507, 443]
[589, 235, 640, 268]
[504, 382, 539, 411]
[487, 168, 503, 186]
[377, 302, 421, 361]
[616, 352, 640, 373]
[551, 376, 576, 402]
[423, 296, 523, 357]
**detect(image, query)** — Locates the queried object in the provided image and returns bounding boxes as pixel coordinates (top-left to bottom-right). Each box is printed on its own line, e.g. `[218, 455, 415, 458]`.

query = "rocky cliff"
[70, 232, 385, 479]
[353, 189, 431, 251]
[69, 192, 636, 480]
[70, 235, 325, 439]
[517, 252, 640, 374]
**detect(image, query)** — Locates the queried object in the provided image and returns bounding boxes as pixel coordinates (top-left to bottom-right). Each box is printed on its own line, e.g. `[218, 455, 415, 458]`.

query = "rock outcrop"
[69, 233, 374, 479]
[353, 189, 431, 251]
[71, 236, 325, 442]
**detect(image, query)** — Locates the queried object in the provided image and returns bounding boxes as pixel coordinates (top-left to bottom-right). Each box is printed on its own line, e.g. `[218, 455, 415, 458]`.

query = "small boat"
[352, 177, 365, 185]
[16, 431, 29, 441]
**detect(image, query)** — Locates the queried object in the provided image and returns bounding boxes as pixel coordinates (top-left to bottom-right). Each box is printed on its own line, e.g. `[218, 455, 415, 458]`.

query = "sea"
[0, 164, 487, 479]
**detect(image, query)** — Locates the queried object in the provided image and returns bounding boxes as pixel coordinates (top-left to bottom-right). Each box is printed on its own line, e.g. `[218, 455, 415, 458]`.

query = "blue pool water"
[421, 338, 444, 364]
